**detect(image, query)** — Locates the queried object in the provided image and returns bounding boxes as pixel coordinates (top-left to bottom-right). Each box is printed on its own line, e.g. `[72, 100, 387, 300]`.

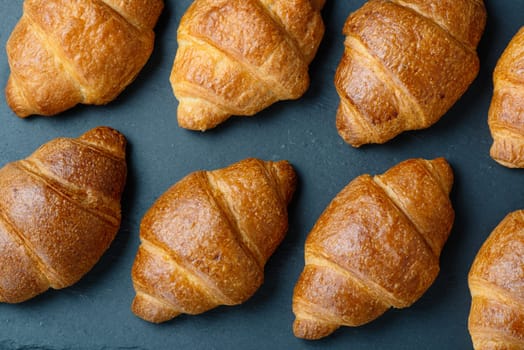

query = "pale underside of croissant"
[489, 27, 524, 168]
[335, 0, 487, 147]
[170, 0, 325, 131]
[5, 0, 164, 117]
[468, 210, 524, 350]
[292, 158, 455, 340]
[0, 127, 127, 303]
[131, 158, 296, 323]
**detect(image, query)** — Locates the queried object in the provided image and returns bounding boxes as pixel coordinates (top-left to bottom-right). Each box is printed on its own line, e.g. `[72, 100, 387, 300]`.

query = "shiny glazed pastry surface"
[170, 0, 325, 131]
[0, 127, 127, 303]
[5, 0, 164, 117]
[335, 0, 486, 147]
[468, 210, 524, 350]
[292, 158, 455, 339]
[131, 158, 296, 323]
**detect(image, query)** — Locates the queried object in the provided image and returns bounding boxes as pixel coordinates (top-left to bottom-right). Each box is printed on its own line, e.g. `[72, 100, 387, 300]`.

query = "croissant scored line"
[495, 71, 523, 90]
[138, 239, 232, 309]
[175, 78, 242, 116]
[21, 158, 120, 218]
[420, 160, 452, 200]
[253, 0, 308, 64]
[70, 138, 126, 162]
[22, 8, 89, 100]
[97, 0, 144, 32]
[14, 162, 120, 227]
[374, 159, 450, 257]
[174, 35, 277, 115]
[470, 278, 524, 312]
[180, 32, 285, 102]
[205, 172, 265, 269]
[293, 298, 341, 325]
[341, 35, 427, 133]
[372, 177, 438, 259]
[0, 207, 60, 289]
[390, 0, 477, 52]
[307, 252, 399, 309]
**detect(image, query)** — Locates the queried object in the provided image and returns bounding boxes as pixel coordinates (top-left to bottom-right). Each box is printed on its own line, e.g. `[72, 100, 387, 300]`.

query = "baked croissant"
[335, 0, 487, 147]
[0, 127, 127, 303]
[468, 210, 524, 349]
[5, 0, 164, 117]
[170, 0, 325, 131]
[488, 27, 524, 168]
[292, 158, 455, 340]
[131, 158, 296, 323]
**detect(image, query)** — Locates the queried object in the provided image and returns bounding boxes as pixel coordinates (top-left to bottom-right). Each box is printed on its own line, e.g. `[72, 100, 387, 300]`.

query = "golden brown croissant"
[335, 0, 486, 147]
[170, 0, 325, 131]
[292, 158, 455, 339]
[488, 27, 524, 168]
[468, 210, 524, 349]
[0, 127, 127, 303]
[5, 0, 164, 117]
[131, 158, 296, 323]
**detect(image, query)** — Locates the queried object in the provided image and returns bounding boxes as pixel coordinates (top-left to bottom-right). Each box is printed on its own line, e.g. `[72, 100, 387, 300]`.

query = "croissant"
[488, 27, 524, 168]
[131, 158, 296, 323]
[5, 0, 164, 117]
[292, 158, 455, 340]
[468, 210, 524, 349]
[335, 0, 487, 147]
[170, 0, 325, 131]
[0, 127, 127, 303]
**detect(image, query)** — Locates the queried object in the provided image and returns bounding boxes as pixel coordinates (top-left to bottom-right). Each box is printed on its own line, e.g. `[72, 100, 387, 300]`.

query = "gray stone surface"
[0, 0, 522, 349]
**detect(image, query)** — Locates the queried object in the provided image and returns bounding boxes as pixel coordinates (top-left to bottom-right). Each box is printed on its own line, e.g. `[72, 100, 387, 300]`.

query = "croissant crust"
[468, 210, 524, 349]
[131, 158, 296, 323]
[335, 0, 486, 147]
[170, 0, 325, 131]
[292, 158, 454, 339]
[5, 0, 163, 117]
[0, 127, 127, 303]
[488, 27, 524, 168]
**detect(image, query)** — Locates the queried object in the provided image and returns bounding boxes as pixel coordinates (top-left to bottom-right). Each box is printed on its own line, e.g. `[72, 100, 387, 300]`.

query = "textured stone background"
[0, 0, 522, 349]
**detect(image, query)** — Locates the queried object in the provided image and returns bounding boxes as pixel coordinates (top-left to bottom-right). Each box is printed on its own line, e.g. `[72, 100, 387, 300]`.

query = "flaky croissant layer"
[468, 210, 524, 350]
[170, 0, 325, 131]
[489, 27, 524, 168]
[0, 127, 127, 303]
[131, 158, 296, 323]
[6, 0, 163, 117]
[292, 158, 455, 340]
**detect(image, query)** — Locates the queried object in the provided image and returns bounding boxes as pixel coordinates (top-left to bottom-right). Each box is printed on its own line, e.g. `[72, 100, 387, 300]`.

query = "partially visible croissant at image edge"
[335, 0, 486, 147]
[5, 0, 164, 117]
[292, 158, 455, 339]
[468, 210, 524, 349]
[170, 0, 325, 131]
[488, 27, 524, 168]
[131, 158, 296, 323]
[0, 127, 127, 302]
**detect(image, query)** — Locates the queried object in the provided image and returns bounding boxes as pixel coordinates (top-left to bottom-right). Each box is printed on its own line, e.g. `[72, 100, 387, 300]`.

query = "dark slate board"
[0, 0, 522, 349]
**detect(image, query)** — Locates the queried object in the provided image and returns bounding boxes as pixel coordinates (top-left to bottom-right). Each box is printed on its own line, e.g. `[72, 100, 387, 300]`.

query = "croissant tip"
[78, 127, 127, 158]
[176, 100, 231, 131]
[269, 160, 297, 204]
[422, 157, 454, 194]
[489, 140, 524, 168]
[293, 318, 339, 340]
[131, 294, 180, 324]
[5, 76, 34, 118]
